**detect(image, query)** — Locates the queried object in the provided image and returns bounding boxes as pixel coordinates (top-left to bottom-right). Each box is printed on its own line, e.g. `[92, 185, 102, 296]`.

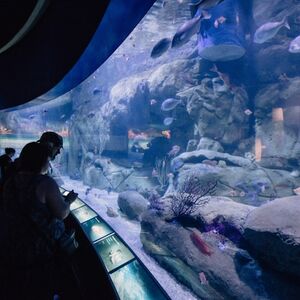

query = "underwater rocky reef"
[65, 0, 300, 298]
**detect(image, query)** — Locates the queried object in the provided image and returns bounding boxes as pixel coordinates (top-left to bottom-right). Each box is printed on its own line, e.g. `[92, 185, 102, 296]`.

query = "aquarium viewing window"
[64, 187, 170, 299]
[81, 217, 114, 242]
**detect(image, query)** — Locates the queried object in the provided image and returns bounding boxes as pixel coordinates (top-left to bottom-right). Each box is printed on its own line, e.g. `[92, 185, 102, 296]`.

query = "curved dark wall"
[0, 0, 38, 49]
[44, 0, 157, 101]
[0, 0, 156, 109]
[0, 0, 110, 109]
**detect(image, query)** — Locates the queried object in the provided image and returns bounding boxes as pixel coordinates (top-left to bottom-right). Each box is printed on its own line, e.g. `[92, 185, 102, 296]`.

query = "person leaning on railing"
[0, 142, 78, 299]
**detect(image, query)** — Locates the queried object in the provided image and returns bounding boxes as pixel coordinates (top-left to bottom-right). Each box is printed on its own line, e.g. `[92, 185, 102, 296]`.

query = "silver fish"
[171, 14, 203, 48]
[163, 117, 174, 126]
[150, 99, 157, 105]
[93, 88, 101, 96]
[161, 98, 182, 111]
[244, 109, 252, 116]
[151, 38, 171, 58]
[254, 17, 290, 44]
[289, 35, 300, 53]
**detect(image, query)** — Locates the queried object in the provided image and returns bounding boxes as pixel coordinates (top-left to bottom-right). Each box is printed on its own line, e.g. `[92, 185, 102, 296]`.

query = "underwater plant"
[170, 174, 217, 220]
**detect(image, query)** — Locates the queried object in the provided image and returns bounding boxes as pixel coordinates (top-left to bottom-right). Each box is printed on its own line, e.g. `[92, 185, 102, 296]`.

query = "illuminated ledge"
[60, 188, 170, 300]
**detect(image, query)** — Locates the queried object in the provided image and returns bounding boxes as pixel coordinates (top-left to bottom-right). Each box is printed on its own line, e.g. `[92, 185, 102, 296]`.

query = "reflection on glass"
[110, 260, 168, 300]
[62, 191, 70, 196]
[70, 198, 85, 211]
[72, 205, 97, 223]
[272, 108, 284, 122]
[94, 234, 134, 272]
[82, 217, 113, 242]
[254, 138, 262, 162]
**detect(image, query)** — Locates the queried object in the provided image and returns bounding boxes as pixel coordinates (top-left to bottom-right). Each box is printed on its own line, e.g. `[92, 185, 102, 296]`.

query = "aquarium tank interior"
[1, 0, 300, 299]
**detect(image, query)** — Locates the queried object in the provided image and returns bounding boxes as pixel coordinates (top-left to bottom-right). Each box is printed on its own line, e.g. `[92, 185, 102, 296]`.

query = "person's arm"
[41, 176, 71, 219]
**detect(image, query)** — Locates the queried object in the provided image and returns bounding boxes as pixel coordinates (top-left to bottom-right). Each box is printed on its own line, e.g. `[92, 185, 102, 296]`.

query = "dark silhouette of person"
[37, 131, 64, 184]
[0, 148, 15, 186]
[3, 131, 64, 186]
[37, 131, 63, 161]
[0, 142, 78, 300]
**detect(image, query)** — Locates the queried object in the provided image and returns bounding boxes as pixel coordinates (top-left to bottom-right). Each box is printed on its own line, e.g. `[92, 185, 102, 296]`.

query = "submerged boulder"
[186, 139, 198, 152]
[255, 42, 300, 83]
[147, 58, 202, 98]
[99, 58, 198, 153]
[192, 196, 255, 235]
[103, 58, 202, 130]
[175, 150, 256, 169]
[254, 77, 300, 168]
[68, 108, 109, 179]
[197, 137, 224, 152]
[141, 211, 268, 300]
[161, 195, 254, 246]
[178, 78, 250, 151]
[175, 160, 300, 206]
[244, 195, 300, 278]
[118, 191, 149, 220]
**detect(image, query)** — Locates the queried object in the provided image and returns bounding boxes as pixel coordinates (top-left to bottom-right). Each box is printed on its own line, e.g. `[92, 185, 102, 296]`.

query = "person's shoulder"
[11, 157, 20, 167]
[38, 174, 59, 188]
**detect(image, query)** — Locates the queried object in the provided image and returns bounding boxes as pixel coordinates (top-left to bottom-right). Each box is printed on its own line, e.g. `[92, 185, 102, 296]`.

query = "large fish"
[161, 98, 182, 111]
[254, 17, 290, 44]
[151, 38, 171, 58]
[163, 117, 174, 126]
[93, 88, 101, 96]
[190, 231, 213, 256]
[289, 35, 300, 53]
[191, 0, 224, 10]
[171, 13, 209, 48]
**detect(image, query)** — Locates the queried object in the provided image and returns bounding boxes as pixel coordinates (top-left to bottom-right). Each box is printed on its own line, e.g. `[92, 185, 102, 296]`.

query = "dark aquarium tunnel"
[1, 0, 300, 299]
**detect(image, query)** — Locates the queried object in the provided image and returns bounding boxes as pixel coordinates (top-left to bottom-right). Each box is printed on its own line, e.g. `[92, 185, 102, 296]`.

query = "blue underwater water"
[1, 0, 300, 299]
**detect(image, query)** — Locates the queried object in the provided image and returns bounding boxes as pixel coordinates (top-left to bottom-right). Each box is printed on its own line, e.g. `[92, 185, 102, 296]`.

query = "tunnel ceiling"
[0, 0, 156, 110]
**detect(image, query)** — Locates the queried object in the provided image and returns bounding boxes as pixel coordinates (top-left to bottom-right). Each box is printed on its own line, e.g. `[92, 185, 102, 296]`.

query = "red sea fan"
[190, 231, 213, 256]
